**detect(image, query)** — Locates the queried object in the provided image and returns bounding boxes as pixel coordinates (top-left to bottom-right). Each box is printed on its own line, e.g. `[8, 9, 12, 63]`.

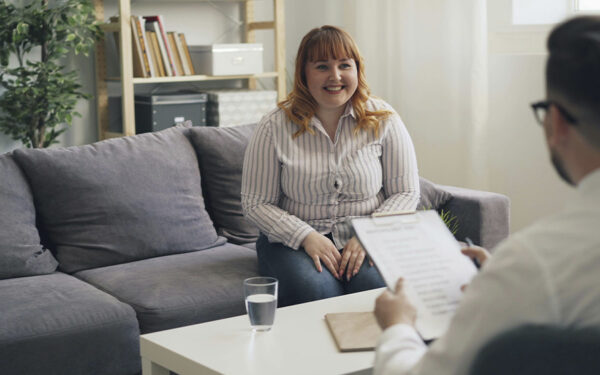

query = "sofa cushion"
[75, 243, 259, 333]
[417, 177, 453, 210]
[0, 153, 58, 279]
[0, 272, 140, 375]
[12, 126, 220, 273]
[189, 123, 259, 244]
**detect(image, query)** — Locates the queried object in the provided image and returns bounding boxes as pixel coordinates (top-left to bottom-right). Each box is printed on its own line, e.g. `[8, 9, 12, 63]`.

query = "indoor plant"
[0, 0, 101, 148]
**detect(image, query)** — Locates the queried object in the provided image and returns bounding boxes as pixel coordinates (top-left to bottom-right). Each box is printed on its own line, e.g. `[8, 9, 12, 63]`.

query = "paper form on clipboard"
[351, 210, 477, 340]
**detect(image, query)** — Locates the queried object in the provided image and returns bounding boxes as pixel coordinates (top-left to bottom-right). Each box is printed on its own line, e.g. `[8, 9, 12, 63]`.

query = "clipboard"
[351, 210, 477, 341]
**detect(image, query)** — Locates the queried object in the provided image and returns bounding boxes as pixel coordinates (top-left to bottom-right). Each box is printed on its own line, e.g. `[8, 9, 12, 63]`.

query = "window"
[512, 0, 570, 25]
[575, 0, 600, 11]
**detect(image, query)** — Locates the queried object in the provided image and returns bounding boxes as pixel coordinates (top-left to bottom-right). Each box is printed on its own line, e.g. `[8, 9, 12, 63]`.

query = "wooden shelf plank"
[104, 131, 125, 139]
[100, 23, 120, 32]
[105, 71, 279, 83]
[248, 21, 275, 31]
[131, 0, 246, 2]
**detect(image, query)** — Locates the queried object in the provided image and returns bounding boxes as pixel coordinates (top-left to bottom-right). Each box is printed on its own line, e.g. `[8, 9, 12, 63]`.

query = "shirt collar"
[310, 102, 356, 125]
[342, 102, 356, 119]
[310, 100, 356, 132]
[577, 167, 600, 196]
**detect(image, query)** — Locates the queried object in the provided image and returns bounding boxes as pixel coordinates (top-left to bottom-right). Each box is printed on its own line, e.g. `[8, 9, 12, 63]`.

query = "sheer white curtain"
[342, 0, 488, 188]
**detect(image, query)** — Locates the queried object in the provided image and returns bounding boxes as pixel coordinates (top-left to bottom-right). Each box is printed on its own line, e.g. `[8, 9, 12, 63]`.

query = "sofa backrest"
[0, 152, 58, 279]
[11, 125, 222, 273]
[188, 123, 260, 245]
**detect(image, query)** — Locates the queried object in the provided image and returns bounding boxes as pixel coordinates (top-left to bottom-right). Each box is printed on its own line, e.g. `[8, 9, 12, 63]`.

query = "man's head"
[541, 16, 600, 184]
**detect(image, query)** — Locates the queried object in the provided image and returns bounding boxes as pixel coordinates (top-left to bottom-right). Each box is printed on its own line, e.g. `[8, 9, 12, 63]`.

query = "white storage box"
[206, 90, 277, 127]
[190, 43, 263, 76]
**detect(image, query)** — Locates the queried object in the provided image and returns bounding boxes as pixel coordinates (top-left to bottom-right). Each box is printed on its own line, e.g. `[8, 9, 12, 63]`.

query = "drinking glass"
[243, 277, 278, 331]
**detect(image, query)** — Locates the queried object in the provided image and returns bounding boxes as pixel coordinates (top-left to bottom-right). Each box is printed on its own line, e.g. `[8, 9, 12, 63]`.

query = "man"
[373, 15, 600, 375]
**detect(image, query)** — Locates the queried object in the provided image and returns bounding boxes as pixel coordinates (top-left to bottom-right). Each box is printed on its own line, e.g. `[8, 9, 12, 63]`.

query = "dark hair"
[547, 16, 600, 147]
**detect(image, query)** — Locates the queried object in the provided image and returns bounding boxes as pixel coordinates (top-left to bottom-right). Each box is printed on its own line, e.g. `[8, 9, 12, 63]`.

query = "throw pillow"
[12, 125, 220, 273]
[0, 153, 58, 279]
[189, 123, 259, 244]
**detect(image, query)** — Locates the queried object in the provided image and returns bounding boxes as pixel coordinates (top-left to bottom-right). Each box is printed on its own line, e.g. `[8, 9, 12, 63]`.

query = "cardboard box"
[206, 90, 277, 127]
[190, 43, 263, 76]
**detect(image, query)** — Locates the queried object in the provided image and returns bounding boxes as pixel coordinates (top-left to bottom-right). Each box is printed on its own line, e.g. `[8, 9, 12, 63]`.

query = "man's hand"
[461, 245, 491, 268]
[460, 244, 491, 291]
[302, 231, 342, 279]
[374, 278, 417, 330]
[338, 236, 373, 281]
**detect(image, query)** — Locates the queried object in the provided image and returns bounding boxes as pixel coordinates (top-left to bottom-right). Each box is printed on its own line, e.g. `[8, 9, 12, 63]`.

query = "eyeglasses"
[530, 100, 578, 126]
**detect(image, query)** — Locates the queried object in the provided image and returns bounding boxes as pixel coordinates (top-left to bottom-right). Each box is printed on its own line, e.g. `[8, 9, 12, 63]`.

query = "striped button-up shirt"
[241, 98, 420, 250]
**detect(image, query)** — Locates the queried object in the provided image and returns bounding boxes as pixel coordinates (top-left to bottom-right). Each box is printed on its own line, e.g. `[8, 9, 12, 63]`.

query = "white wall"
[487, 0, 576, 231]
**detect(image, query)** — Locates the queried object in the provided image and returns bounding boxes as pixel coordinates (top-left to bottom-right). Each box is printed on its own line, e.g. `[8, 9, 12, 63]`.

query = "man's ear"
[547, 105, 570, 146]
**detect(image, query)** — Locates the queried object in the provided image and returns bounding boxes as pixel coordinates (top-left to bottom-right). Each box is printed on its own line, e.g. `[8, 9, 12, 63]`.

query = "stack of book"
[111, 15, 196, 78]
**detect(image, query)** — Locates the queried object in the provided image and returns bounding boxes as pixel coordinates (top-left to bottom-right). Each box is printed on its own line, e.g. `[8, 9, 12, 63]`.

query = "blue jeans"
[256, 233, 385, 307]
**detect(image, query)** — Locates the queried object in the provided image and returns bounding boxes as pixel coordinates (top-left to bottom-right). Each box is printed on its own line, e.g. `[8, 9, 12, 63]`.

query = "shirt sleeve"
[240, 117, 314, 250]
[374, 112, 420, 214]
[374, 236, 559, 375]
[374, 325, 427, 375]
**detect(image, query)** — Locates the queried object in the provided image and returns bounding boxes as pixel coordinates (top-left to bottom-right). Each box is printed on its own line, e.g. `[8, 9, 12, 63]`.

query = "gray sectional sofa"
[0, 123, 510, 375]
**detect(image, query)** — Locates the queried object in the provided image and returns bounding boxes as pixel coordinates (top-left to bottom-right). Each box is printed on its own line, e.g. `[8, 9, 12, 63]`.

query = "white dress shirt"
[375, 168, 600, 375]
[241, 98, 420, 250]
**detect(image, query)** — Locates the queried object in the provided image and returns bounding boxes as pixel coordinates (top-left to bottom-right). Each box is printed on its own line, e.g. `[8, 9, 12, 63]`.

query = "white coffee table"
[140, 288, 384, 375]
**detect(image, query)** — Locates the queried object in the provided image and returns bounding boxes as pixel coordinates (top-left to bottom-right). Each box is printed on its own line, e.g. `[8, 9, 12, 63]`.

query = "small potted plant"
[0, 0, 101, 148]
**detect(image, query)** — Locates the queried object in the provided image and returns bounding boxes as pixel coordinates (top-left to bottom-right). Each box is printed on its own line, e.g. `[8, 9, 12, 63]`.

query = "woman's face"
[304, 57, 358, 112]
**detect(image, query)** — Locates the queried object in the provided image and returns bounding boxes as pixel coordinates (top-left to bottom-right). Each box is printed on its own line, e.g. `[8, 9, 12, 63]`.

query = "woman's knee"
[344, 263, 385, 294]
[287, 271, 343, 304]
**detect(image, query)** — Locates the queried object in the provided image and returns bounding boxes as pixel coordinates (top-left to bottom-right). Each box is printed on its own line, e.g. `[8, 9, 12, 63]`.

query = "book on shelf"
[107, 15, 197, 78]
[178, 33, 196, 75]
[167, 32, 184, 76]
[147, 31, 166, 77]
[107, 16, 155, 78]
[131, 16, 154, 78]
[173, 32, 192, 75]
[145, 20, 173, 76]
[143, 15, 178, 76]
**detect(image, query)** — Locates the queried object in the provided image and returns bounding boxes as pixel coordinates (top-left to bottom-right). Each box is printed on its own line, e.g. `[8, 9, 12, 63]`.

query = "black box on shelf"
[134, 93, 208, 133]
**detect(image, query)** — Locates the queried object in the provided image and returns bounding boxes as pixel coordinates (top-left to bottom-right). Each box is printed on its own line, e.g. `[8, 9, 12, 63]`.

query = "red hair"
[279, 25, 391, 138]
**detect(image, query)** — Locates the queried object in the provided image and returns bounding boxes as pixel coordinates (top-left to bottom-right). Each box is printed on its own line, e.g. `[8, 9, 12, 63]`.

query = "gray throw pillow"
[417, 177, 453, 210]
[0, 153, 58, 279]
[12, 126, 220, 273]
[189, 124, 259, 244]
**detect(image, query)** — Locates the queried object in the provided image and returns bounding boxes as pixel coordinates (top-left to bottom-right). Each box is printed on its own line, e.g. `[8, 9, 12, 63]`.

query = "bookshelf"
[93, 0, 286, 140]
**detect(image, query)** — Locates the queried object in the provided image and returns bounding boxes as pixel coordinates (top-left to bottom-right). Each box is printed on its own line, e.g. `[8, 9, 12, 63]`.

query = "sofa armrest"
[439, 185, 510, 251]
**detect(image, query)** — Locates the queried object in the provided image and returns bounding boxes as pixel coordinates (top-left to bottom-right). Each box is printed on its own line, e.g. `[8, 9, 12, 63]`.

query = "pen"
[465, 237, 481, 269]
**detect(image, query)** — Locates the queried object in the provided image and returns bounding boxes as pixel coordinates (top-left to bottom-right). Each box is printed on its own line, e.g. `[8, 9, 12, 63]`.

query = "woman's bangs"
[306, 32, 356, 62]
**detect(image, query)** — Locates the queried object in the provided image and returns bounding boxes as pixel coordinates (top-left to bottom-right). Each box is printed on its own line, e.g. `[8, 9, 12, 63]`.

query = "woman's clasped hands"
[302, 232, 372, 281]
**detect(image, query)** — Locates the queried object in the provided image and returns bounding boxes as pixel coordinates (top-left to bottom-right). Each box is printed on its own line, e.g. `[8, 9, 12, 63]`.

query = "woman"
[241, 25, 420, 306]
